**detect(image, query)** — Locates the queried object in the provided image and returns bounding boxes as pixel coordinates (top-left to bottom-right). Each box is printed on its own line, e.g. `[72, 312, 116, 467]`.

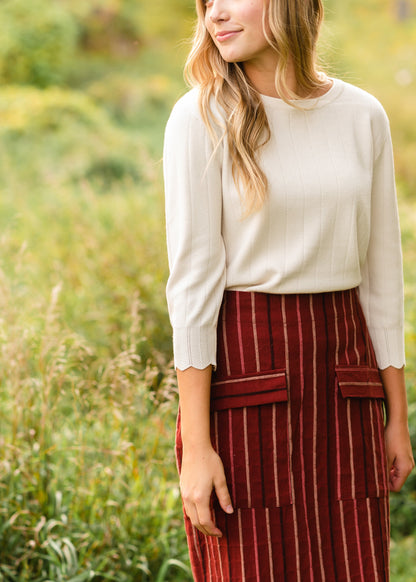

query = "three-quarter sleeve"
[163, 92, 226, 370]
[358, 112, 405, 369]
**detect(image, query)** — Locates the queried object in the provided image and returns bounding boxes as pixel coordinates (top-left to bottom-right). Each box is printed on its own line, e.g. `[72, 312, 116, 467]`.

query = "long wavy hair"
[185, 0, 326, 216]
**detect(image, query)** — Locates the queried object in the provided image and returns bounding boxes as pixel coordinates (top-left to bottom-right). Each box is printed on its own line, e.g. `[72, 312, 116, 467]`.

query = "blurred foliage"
[0, 0, 194, 87]
[0, 0, 79, 87]
[0, 0, 414, 579]
[0, 86, 153, 189]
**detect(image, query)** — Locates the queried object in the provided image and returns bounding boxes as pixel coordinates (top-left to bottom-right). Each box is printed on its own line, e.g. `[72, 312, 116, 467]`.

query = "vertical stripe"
[365, 322, 375, 368]
[281, 296, 301, 582]
[222, 294, 231, 376]
[339, 500, 352, 582]
[238, 509, 246, 582]
[381, 455, 390, 579]
[252, 510, 261, 581]
[335, 376, 341, 500]
[224, 519, 232, 582]
[366, 498, 381, 582]
[206, 537, 213, 581]
[323, 294, 339, 581]
[383, 495, 390, 580]
[251, 292, 261, 372]
[375, 403, 389, 495]
[236, 293, 246, 374]
[379, 497, 389, 582]
[349, 290, 360, 362]
[215, 538, 225, 582]
[192, 526, 203, 569]
[369, 402, 380, 498]
[272, 404, 280, 506]
[243, 407, 252, 508]
[332, 293, 340, 366]
[296, 297, 314, 578]
[341, 292, 351, 364]
[353, 499, 366, 581]
[309, 296, 326, 581]
[265, 508, 275, 582]
[359, 404, 369, 497]
[267, 295, 275, 368]
[332, 294, 343, 501]
[346, 399, 356, 498]
[279, 506, 288, 580]
[258, 408, 266, 506]
[228, 409, 237, 503]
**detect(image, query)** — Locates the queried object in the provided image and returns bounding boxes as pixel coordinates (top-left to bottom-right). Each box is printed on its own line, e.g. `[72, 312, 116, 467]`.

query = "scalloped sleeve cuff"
[173, 326, 218, 371]
[368, 326, 406, 370]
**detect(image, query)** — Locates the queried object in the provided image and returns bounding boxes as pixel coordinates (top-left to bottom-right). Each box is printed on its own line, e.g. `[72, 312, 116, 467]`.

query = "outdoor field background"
[0, 0, 415, 580]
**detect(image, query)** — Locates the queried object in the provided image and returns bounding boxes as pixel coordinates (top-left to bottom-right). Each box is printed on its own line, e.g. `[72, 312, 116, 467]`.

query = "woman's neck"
[243, 56, 296, 98]
[243, 58, 330, 99]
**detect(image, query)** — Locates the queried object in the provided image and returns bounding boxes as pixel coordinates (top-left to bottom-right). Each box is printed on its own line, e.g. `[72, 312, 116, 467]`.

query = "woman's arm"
[177, 366, 234, 538]
[164, 94, 226, 371]
[380, 366, 415, 491]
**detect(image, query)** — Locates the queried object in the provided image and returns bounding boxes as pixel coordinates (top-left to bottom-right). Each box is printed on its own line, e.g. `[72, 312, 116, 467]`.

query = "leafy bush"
[87, 73, 175, 125]
[0, 86, 107, 133]
[67, 0, 144, 55]
[85, 72, 182, 152]
[62, 0, 195, 55]
[0, 0, 79, 87]
[0, 86, 152, 189]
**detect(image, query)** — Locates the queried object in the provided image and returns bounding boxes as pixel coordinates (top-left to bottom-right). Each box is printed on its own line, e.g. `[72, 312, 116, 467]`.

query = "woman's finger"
[213, 473, 234, 515]
[184, 501, 211, 536]
[183, 496, 221, 537]
[195, 502, 222, 537]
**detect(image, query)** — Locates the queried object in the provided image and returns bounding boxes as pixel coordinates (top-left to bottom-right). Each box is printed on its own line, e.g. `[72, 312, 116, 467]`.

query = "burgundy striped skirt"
[176, 289, 389, 582]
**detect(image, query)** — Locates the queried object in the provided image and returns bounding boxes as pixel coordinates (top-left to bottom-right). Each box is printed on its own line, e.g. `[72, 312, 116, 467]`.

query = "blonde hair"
[185, 0, 326, 216]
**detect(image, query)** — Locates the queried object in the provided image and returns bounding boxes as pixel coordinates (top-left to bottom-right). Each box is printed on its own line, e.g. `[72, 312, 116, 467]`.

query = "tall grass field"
[0, 0, 415, 580]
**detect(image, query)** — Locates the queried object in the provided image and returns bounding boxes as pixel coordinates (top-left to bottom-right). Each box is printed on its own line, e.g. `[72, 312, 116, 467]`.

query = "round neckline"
[260, 78, 344, 110]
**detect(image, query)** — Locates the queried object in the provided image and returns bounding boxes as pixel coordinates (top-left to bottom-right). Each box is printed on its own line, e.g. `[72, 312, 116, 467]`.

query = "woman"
[163, 0, 415, 580]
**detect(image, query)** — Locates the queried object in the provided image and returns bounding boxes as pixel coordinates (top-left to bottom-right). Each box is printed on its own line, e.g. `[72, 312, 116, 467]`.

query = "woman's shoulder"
[165, 87, 224, 145]
[331, 78, 391, 150]
[164, 89, 206, 147]
[167, 88, 202, 126]
[334, 78, 389, 124]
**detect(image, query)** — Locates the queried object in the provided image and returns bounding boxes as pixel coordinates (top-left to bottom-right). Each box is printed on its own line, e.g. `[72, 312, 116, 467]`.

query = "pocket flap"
[335, 365, 385, 399]
[211, 369, 287, 411]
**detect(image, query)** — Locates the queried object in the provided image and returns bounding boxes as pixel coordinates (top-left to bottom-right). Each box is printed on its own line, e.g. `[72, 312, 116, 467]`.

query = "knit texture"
[164, 78, 405, 370]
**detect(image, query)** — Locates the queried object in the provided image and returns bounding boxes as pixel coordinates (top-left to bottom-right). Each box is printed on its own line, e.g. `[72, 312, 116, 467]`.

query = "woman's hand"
[379, 366, 414, 491]
[180, 444, 234, 537]
[384, 420, 415, 492]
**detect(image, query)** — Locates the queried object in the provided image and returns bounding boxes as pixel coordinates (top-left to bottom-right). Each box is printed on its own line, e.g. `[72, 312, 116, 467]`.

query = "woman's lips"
[215, 30, 242, 42]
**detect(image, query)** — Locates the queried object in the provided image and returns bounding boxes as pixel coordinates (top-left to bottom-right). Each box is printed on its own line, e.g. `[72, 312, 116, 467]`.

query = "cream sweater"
[164, 78, 405, 371]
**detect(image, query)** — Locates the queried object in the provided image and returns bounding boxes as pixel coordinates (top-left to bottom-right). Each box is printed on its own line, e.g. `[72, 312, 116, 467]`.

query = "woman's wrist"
[182, 441, 215, 457]
[181, 432, 213, 450]
[385, 416, 411, 432]
[177, 365, 213, 452]
[385, 412, 410, 426]
[380, 365, 409, 426]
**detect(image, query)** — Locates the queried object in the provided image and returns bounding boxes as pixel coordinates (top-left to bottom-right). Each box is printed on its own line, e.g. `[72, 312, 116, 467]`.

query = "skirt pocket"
[210, 368, 293, 509]
[335, 365, 388, 500]
[210, 369, 287, 411]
